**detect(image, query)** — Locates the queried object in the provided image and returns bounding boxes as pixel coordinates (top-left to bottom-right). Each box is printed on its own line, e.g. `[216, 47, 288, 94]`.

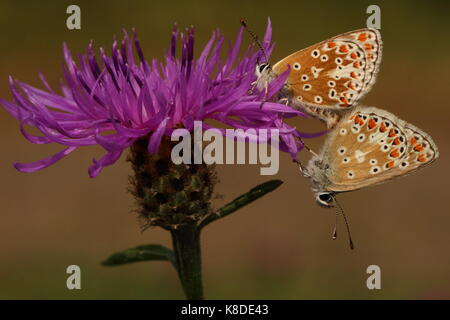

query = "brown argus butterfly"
[251, 25, 382, 129]
[300, 106, 439, 248]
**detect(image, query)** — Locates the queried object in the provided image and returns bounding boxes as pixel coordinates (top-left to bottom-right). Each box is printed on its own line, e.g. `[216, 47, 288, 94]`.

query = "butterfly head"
[315, 191, 335, 208]
[255, 63, 271, 77]
[254, 63, 275, 91]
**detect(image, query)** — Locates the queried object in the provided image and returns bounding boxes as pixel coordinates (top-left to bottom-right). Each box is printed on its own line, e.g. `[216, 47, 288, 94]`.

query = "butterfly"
[254, 28, 382, 129]
[299, 105, 439, 248]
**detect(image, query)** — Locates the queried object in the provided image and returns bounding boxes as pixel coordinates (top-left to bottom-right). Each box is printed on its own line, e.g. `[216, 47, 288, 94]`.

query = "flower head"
[1, 18, 308, 177]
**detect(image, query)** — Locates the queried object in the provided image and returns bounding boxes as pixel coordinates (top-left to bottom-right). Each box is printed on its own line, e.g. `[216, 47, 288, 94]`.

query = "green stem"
[171, 225, 203, 300]
[199, 180, 283, 229]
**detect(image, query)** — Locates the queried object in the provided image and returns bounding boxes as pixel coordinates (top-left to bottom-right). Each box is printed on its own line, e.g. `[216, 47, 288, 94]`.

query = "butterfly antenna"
[303, 144, 319, 158]
[240, 19, 269, 64]
[332, 209, 338, 240]
[333, 196, 354, 250]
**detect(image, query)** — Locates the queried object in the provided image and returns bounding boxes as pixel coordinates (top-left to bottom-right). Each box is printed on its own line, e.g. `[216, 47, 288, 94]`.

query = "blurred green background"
[0, 0, 449, 299]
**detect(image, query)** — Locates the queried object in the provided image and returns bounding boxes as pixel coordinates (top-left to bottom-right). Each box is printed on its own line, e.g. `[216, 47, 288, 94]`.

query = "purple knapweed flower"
[1, 18, 310, 177]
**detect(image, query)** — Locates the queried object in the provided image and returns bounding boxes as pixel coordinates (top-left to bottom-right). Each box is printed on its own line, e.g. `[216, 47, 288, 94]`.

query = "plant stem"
[171, 224, 203, 300]
[198, 180, 283, 229]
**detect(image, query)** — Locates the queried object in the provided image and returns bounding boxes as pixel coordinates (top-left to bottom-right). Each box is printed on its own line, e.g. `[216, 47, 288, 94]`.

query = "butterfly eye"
[318, 193, 333, 203]
[258, 64, 269, 73]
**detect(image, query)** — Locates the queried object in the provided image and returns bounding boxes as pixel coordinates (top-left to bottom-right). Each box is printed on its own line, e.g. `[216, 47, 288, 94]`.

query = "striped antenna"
[240, 19, 269, 64]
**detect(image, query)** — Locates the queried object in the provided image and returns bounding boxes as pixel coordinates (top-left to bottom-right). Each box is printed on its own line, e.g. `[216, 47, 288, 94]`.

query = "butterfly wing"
[272, 29, 382, 110]
[307, 106, 438, 193]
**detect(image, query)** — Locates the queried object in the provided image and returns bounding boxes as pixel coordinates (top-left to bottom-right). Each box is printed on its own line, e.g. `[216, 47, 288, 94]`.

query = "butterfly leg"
[248, 80, 257, 94]
[293, 159, 310, 178]
[279, 98, 289, 105]
[259, 82, 269, 109]
[276, 98, 290, 118]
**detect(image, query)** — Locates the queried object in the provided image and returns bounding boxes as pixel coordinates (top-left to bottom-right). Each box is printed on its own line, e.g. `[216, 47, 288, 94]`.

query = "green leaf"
[101, 244, 176, 269]
[199, 179, 283, 229]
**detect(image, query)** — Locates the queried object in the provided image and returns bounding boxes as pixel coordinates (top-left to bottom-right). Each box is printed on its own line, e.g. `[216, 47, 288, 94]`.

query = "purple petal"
[88, 150, 122, 177]
[14, 146, 77, 173]
[147, 117, 170, 153]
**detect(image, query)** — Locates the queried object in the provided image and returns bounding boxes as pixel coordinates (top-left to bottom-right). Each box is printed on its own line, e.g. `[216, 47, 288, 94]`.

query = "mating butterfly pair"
[252, 27, 439, 248]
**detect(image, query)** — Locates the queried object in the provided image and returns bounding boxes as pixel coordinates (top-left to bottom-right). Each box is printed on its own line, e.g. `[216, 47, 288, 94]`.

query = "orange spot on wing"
[354, 116, 364, 125]
[358, 33, 368, 42]
[414, 144, 424, 152]
[388, 129, 396, 137]
[350, 72, 357, 79]
[393, 137, 401, 145]
[418, 154, 427, 162]
[368, 119, 376, 129]
[340, 97, 349, 105]
[328, 42, 337, 48]
[364, 43, 373, 51]
[390, 149, 400, 158]
[350, 52, 357, 59]
[380, 122, 387, 132]
[410, 137, 417, 145]
[339, 45, 348, 53]
[353, 61, 360, 68]
[386, 161, 395, 168]
[348, 82, 355, 90]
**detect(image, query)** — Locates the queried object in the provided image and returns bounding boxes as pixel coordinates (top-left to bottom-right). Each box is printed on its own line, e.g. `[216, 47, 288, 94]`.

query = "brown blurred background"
[0, 0, 449, 299]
